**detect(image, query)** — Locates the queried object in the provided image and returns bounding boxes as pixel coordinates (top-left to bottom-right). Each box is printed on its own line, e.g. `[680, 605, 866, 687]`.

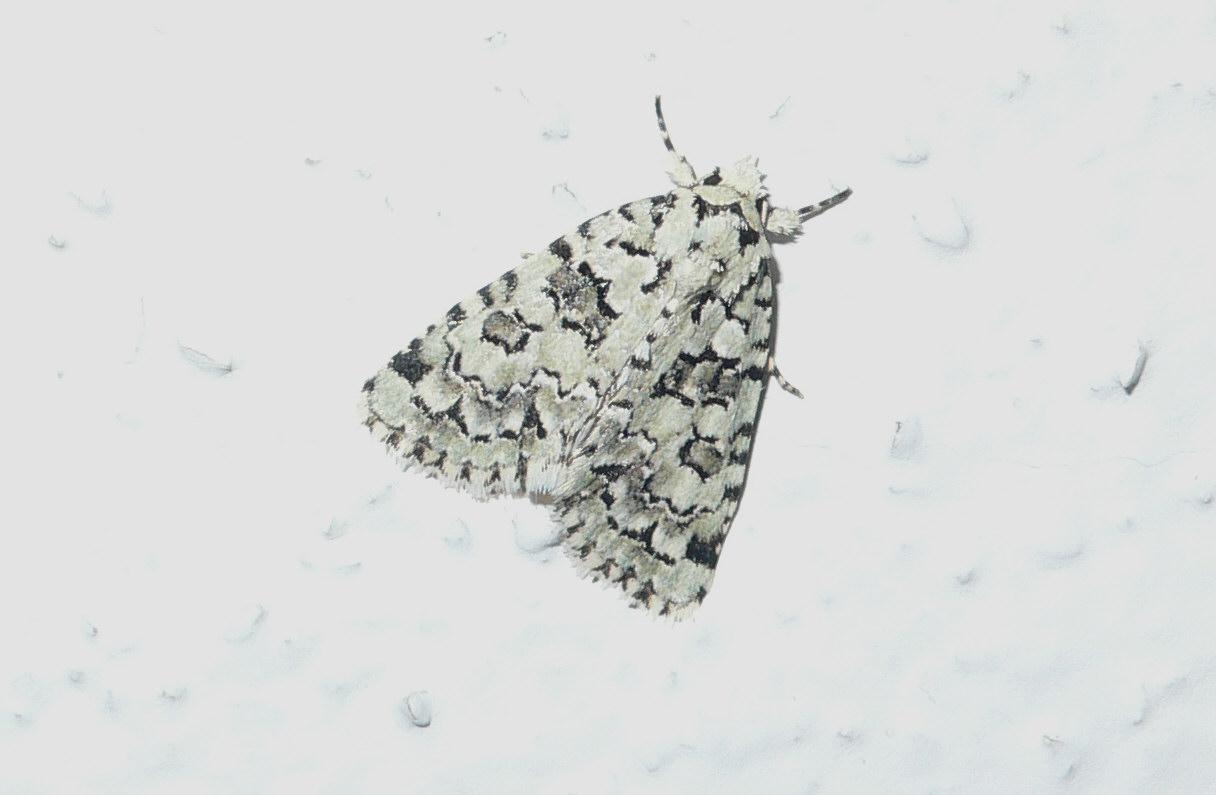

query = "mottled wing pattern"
[359, 193, 681, 500]
[553, 208, 778, 619]
[360, 96, 850, 619]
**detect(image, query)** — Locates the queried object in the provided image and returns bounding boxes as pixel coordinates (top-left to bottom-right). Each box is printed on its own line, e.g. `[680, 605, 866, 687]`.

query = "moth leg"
[768, 354, 804, 399]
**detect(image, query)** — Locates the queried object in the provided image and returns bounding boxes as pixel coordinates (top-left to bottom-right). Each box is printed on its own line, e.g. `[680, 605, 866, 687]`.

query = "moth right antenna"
[797, 187, 852, 221]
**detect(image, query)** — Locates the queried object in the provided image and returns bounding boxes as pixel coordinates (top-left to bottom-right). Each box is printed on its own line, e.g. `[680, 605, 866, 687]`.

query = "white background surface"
[4, 2, 1215, 792]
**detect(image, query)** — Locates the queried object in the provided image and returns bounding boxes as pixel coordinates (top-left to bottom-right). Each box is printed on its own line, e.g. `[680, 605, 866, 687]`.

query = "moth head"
[692, 157, 804, 237]
[715, 157, 766, 198]
[654, 98, 845, 241]
[689, 158, 766, 208]
[718, 158, 810, 236]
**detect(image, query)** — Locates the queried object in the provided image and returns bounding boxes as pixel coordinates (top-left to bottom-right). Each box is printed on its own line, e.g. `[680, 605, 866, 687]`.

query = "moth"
[360, 97, 850, 618]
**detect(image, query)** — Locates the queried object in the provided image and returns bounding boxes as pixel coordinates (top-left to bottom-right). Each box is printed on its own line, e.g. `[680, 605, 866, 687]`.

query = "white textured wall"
[3, 2, 1214, 792]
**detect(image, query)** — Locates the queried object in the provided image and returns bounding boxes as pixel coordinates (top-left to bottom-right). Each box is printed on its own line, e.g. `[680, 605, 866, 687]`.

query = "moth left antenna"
[655, 96, 697, 186]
